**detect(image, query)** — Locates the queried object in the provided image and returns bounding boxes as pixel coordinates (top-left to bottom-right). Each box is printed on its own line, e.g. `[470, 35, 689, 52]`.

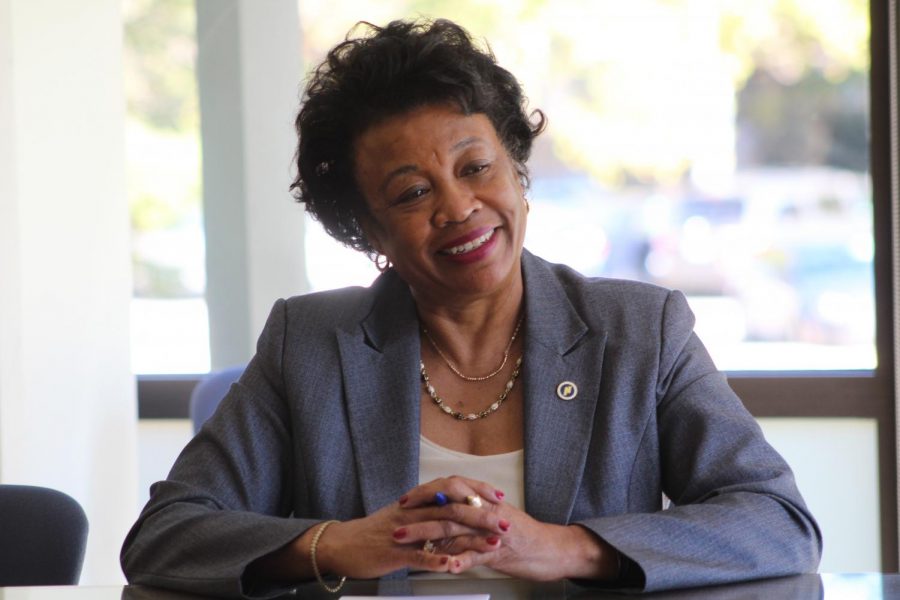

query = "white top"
[414, 435, 525, 579]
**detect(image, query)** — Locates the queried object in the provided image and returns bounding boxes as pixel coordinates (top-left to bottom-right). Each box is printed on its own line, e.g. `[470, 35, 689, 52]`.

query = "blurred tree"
[725, 0, 869, 171]
[737, 69, 868, 171]
[123, 0, 203, 298]
[405, 0, 870, 182]
[124, 0, 198, 132]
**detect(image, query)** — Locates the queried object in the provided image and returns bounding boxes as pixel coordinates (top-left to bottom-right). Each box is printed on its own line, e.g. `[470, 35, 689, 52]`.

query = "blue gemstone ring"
[434, 491, 449, 506]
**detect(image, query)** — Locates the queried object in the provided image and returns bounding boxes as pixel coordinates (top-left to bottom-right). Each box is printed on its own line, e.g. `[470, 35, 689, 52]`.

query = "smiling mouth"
[440, 229, 496, 256]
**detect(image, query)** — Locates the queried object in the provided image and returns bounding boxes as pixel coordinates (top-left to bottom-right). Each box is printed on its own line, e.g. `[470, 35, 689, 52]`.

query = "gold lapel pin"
[556, 381, 578, 400]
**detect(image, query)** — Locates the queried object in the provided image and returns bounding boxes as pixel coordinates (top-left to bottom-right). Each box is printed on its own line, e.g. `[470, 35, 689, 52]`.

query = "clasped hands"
[313, 475, 615, 581]
[392, 475, 510, 576]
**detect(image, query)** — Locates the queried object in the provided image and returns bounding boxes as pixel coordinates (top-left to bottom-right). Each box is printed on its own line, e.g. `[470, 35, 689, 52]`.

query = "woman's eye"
[462, 162, 490, 177]
[395, 186, 429, 205]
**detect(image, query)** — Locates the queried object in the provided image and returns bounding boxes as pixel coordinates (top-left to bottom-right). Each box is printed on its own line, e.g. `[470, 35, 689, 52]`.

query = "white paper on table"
[341, 596, 489, 600]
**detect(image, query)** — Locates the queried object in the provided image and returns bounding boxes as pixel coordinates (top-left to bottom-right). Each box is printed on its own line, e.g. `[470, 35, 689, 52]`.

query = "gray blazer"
[121, 251, 821, 598]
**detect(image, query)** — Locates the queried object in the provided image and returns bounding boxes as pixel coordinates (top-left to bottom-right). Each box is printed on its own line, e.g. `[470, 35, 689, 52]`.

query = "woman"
[121, 18, 821, 598]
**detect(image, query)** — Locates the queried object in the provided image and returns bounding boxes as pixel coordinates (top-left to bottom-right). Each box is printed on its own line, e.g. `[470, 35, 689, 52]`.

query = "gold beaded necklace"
[420, 356, 523, 421]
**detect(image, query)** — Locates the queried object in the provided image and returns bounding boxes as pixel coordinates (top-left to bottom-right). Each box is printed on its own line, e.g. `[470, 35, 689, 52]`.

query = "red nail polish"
[486, 536, 499, 545]
[398, 495, 408, 505]
[495, 490, 505, 500]
[440, 556, 449, 565]
[454, 560, 461, 569]
[392, 528, 407, 539]
[499, 519, 510, 531]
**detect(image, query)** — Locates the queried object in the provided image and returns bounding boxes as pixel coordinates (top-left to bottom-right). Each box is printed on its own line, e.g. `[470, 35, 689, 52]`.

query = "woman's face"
[354, 104, 527, 306]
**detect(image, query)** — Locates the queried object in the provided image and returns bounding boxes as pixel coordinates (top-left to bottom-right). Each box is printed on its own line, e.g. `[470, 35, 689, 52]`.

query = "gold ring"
[423, 539, 436, 553]
[465, 494, 483, 508]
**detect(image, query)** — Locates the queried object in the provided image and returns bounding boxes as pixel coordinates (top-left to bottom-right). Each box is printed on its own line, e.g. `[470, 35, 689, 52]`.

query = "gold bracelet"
[310, 520, 346, 593]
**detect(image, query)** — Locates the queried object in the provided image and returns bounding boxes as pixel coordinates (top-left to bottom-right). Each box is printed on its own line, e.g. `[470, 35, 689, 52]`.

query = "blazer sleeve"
[121, 299, 319, 599]
[574, 290, 822, 591]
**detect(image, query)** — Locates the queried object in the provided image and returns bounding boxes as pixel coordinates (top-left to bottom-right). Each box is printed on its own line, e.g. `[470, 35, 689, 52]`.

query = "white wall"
[0, 0, 137, 584]
[137, 420, 193, 508]
[760, 418, 881, 572]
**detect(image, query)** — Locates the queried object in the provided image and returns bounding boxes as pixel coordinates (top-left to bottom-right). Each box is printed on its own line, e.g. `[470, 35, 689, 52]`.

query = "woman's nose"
[432, 182, 481, 227]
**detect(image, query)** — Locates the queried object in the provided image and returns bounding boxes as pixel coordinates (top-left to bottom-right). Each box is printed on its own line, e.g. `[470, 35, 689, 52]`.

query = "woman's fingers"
[446, 547, 497, 574]
[393, 514, 508, 544]
[394, 503, 511, 539]
[385, 476, 513, 576]
[405, 533, 501, 573]
[438, 533, 503, 556]
[393, 517, 478, 543]
[406, 533, 503, 572]
[407, 548, 452, 573]
[400, 475, 505, 509]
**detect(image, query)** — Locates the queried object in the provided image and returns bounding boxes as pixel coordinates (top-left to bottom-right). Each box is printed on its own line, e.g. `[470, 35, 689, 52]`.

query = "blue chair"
[0, 484, 89, 586]
[189, 366, 245, 433]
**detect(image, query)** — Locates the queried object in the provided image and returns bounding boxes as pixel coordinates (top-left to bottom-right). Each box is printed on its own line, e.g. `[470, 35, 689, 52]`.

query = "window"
[299, 0, 875, 372]
[125, 0, 210, 374]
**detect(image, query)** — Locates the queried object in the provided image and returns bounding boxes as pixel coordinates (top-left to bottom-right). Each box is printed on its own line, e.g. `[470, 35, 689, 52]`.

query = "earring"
[374, 254, 392, 273]
[524, 197, 530, 213]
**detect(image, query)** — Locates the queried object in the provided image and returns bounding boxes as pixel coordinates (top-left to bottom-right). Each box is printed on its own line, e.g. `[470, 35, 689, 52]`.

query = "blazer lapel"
[520, 252, 608, 524]
[337, 272, 421, 515]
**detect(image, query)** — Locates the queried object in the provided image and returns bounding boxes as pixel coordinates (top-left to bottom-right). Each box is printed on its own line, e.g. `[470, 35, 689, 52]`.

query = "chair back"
[0, 484, 89, 586]
[189, 366, 244, 433]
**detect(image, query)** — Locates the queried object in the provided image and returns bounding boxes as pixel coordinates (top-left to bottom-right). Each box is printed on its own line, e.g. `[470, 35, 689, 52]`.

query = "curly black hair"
[291, 18, 545, 258]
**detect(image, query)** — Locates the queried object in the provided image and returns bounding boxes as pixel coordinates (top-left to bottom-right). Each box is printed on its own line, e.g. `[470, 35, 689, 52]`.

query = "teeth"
[443, 229, 495, 255]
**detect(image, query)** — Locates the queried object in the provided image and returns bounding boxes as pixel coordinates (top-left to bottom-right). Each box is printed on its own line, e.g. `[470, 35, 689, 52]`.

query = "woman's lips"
[439, 228, 496, 256]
